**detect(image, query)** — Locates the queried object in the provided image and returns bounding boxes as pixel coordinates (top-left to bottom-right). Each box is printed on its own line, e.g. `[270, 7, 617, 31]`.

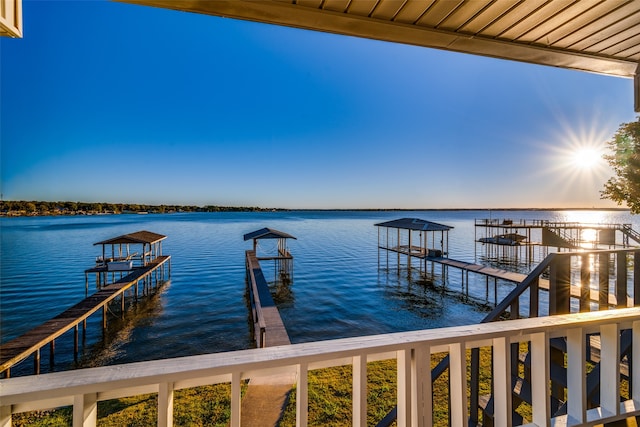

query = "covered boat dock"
[375, 217, 453, 274]
[85, 230, 168, 293]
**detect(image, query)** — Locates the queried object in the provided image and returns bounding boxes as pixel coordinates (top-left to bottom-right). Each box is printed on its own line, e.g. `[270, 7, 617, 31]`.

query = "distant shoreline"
[0, 200, 630, 218]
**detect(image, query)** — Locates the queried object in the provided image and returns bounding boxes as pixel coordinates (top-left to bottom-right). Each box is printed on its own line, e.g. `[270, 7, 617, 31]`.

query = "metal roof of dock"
[244, 228, 297, 241]
[375, 218, 453, 231]
[118, 0, 640, 111]
[94, 230, 167, 246]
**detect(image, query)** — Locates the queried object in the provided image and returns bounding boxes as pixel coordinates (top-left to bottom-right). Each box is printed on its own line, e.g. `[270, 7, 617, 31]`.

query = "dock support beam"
[549, 256, 571, 315]
[33, 348, 40, 375]
[74, 325, 79, 360]
[616, 251, 627, 307]
[580, 254, 590, 311]
[599, 253, 610, 310]
[635, 251, 640, 306]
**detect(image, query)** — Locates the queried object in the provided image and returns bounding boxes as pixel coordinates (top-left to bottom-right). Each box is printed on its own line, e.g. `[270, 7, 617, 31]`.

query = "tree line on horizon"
[0, 200, 275, 216]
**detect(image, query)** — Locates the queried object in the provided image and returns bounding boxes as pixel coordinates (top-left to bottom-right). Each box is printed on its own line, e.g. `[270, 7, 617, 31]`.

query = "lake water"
[1, 209, 638, 376]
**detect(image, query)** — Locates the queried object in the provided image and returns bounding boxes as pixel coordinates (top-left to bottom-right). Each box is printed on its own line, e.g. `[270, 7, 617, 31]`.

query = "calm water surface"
[1, 210, 637, 376]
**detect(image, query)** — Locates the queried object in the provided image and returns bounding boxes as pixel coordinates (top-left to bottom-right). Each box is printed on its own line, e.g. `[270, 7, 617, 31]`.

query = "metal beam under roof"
[119, 0, 640, 110]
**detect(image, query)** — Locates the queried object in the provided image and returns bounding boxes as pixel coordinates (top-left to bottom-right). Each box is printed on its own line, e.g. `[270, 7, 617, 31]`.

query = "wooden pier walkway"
[429, 256, 631, 307]
[245, 250, 290, 348]
[244, 249, 293, 426]
[0, 255, 170, 376]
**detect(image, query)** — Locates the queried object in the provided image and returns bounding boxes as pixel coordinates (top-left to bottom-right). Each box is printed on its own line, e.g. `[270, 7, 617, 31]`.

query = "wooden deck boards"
[0, 256, 170, 373]
[429, 256, 630, 307]
[246, 251, 291, 348]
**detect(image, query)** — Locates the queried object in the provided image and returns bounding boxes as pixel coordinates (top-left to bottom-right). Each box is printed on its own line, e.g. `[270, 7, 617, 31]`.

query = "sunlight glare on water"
[1, 209, 638, 376]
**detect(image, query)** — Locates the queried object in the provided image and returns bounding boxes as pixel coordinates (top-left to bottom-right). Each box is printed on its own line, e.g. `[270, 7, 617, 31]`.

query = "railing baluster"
[600, 323, 620, 416]
[510, 297, 519, 320]
[73, 393, 97, 427]
[634, 251, 640, 306]
[580, 254, 590, 312]
[1, 405, 11, 427]
[492, 337, 512, 427]
[158, 382, 174, 427]
[530, 332, 550, 427]
[352, 354, 367, 427]
[449, 342, 467, 427]
[470, 348, 480, 426]
[549, 255, 571, 315]
[397, 348, 412, 427]
[599, 253, 610, 310]
[616, 252, 627, 307]
[1, 309, 639, 427]
[633, 320, 640, 404]
[413, 345, 431, 427]
[567, 328, 586, 424]
[529, 276, 539, 318]
[231, 372, 241, 427]
[297, 363, 308, 427]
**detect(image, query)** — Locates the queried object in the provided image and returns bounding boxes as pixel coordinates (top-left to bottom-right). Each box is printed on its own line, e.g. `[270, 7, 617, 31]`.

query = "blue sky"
[1, 0, 636, 209]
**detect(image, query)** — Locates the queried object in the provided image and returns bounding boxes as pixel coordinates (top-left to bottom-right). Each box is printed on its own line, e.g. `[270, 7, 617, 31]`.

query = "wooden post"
[397, 349, 412, 426]
[599, 253, 610, 310]
[493, 337, 513, 425]
[580, 254, 590, 312]
[73, 393, 97, 427]
[616, 251, 627, 307]
[297, 363, 309, 427]
[1, 404, 11, 427]
[600, 323, 620, 416]
[158, 382, 174, 427]
[74, 325, 79, 360]
[635, 251, 640, 306]
[529, 277, 539, 318]
[352, 355, 367, 427]
[34, 348, 40, 375]
[469, 348, 480, 425]
[567, 328, 586, 424]
[449, 342, 467, 427]
[397, 228, 401, 270]
[549, 255, 571, 315]
[49, 340, 55, 368]
[548, 255, 570, 414]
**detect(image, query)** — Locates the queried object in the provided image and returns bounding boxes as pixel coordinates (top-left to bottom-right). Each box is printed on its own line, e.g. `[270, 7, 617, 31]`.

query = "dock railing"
[245, 250, 290, 348]
[1, 308, 638, 427]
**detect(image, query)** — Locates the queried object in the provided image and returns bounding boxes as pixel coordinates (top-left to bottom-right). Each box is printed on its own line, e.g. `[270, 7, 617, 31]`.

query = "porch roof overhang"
[118, 0, 640, 111]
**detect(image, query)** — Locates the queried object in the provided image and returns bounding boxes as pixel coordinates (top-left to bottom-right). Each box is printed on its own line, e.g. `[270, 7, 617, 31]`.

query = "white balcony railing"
[1, 308, 639, 427]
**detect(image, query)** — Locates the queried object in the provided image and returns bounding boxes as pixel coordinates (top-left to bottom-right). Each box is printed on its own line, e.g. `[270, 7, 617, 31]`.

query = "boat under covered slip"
[478, 233, 527, 246]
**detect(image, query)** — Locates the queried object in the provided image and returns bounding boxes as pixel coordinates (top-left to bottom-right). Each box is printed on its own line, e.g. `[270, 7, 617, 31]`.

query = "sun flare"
[572, 148, 602, 170]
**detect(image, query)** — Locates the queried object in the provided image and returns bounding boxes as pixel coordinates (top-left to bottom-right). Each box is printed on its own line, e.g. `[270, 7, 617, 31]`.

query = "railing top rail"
[2, 307, 638, 405]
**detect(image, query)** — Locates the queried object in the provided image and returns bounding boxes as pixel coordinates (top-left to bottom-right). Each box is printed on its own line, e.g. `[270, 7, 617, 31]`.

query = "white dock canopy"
[244, 227, 296, 254]
[376, 217, 452, 260]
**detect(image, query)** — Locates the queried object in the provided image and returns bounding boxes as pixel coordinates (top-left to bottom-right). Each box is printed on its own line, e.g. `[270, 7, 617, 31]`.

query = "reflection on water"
[2, 210, 638, 376]
[76, 281, 170, 369]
